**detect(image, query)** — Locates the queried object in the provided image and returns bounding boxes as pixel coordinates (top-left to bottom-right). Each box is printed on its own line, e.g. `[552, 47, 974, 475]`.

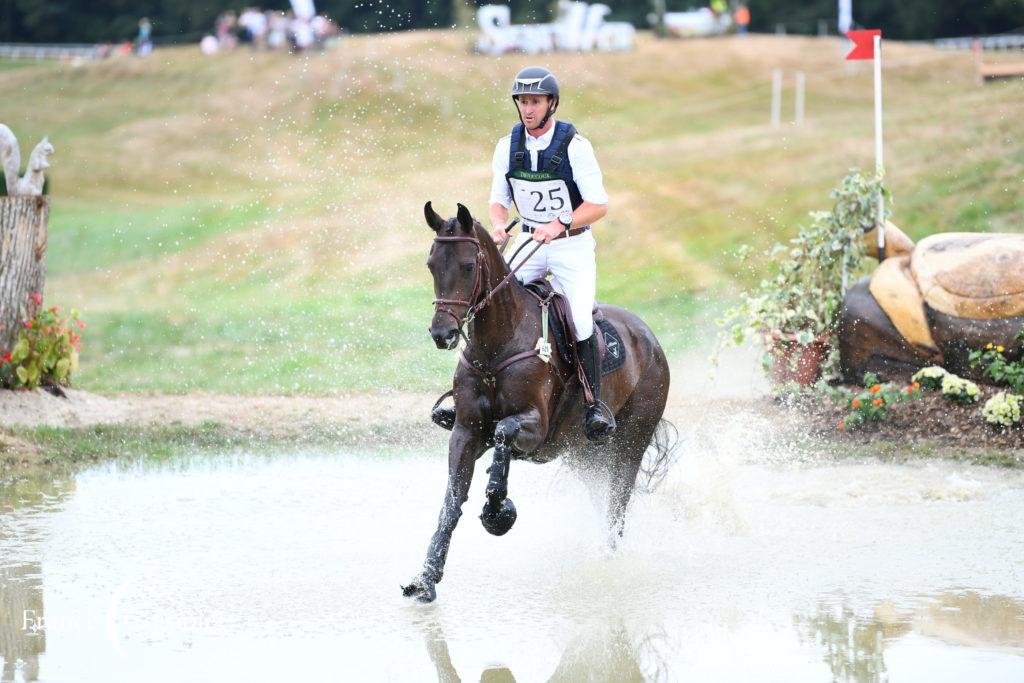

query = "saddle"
[523, 279, 626, 375]
[867, 226, 1024, 357]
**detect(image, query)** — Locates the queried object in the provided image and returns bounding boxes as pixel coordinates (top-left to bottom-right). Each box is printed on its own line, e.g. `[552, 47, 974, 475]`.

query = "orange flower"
[837, 421, 844, 430]
[912, 382, 920, 390]
[870, 384, 881, 394]
[872, 397, 884, 407]
[851, 398, 861, 409]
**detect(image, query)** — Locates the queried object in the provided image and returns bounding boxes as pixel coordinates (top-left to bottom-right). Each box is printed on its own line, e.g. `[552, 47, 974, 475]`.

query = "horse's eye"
[461, 262, 475, 273]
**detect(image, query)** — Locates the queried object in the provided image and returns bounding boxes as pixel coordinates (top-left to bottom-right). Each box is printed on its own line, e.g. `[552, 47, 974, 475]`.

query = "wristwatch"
[558, 211, 573, 234]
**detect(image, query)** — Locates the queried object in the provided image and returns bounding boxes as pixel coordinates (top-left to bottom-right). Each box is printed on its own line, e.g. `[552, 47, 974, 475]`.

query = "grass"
[0, 31, 1020, 394]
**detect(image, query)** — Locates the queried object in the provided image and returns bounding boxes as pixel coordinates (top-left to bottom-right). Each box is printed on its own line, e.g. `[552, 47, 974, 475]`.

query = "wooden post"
[0, 195, 49, 355]
[770, 69, 782, 128]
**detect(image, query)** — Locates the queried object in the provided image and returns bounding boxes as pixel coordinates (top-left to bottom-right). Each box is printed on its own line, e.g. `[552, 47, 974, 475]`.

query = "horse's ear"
[456, 203, 474, 233]
[424, 201, 445, 232]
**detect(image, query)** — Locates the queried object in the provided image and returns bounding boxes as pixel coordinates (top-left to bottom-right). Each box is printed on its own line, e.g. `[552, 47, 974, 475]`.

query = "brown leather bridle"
[431, 233, 543, 345]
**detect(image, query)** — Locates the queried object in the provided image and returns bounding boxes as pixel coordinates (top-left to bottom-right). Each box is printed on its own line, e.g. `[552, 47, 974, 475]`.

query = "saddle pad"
[912, 233, 1024, 319]
[597, 318, 626, 375]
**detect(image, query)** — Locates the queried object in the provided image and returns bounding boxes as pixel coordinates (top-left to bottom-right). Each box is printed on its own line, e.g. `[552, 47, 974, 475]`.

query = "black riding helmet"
[511, 66, 559, 128]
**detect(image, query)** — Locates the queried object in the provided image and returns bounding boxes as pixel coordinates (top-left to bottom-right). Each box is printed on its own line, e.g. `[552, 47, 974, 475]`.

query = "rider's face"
[515, 94, 553, 130]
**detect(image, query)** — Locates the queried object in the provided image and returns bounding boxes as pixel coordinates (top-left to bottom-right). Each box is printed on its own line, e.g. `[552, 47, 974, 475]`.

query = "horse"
[402, 202, 672, 603]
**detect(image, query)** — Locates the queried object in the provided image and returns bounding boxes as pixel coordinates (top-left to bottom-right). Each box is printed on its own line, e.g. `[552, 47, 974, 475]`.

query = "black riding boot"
[576, 335, 616, 443]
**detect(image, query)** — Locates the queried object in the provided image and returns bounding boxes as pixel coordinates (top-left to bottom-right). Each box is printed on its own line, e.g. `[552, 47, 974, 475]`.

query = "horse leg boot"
[480, 418, 518, 536]
[577, 335, 616, 444]
[402, 427, 482, 602]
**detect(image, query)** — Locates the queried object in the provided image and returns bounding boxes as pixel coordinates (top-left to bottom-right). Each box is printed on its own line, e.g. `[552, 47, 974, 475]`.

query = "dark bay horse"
[402, 202, 672, 603]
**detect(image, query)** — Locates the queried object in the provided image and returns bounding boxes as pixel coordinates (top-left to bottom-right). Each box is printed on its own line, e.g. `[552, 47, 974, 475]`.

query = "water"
[2, 440, 1024, 682]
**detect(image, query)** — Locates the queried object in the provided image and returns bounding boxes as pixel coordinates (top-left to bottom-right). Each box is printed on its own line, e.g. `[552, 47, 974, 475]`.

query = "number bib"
[506, 169, 572, 229]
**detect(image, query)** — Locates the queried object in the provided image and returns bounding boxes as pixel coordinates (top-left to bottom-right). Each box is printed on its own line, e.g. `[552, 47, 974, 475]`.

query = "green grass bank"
[0, 30, 1020, 394]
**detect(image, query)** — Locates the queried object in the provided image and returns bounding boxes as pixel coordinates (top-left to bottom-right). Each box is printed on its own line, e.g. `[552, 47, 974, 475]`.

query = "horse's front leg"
[480, 408, 546, 536]
[402, 426, 484, 603]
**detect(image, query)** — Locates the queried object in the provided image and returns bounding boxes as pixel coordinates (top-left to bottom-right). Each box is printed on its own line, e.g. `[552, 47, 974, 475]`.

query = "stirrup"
[431, 406, 455, 431]
[431, 391, 456, 431]
[584, 401, 616, 444]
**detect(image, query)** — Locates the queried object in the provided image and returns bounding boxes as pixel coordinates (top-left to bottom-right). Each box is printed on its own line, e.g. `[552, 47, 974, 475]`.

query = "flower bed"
[798, 380, 1024, 450]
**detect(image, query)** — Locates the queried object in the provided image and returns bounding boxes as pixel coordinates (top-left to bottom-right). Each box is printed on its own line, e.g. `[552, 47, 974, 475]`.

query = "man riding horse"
[432, 65, 616, 442]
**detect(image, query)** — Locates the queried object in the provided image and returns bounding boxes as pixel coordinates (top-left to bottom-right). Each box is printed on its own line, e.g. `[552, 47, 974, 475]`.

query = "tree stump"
[0, 195, 48, 355]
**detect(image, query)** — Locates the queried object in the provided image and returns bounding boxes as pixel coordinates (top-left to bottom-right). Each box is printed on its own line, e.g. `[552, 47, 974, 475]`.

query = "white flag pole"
[873, 33, 885, 257]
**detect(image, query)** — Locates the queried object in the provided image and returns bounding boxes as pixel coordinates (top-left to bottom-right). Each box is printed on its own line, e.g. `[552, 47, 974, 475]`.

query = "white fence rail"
[0, 43, 105, 60]
[935, 34, 1024, 51]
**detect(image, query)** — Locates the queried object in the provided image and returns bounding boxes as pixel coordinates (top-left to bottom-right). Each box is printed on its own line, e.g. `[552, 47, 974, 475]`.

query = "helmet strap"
[514, 96, 558, 131]
[537, 98, 557, 129]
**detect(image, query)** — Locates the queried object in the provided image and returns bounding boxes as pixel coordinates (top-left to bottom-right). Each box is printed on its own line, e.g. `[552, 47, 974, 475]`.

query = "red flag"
[845, 29, 881, 60]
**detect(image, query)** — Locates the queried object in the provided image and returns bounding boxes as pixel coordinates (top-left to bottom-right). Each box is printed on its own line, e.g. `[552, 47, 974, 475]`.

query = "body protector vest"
[505, 121, 586, 230]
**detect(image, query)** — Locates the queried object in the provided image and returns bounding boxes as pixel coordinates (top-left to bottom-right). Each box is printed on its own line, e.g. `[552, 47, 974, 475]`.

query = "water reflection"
[416, 610, 672, 682]
[0, 473, 73, 683]
[798, 592, 1024, 682]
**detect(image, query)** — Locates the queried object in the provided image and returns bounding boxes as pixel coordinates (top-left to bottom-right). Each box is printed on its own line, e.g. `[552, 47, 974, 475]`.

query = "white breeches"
[507, 229, 596, 341]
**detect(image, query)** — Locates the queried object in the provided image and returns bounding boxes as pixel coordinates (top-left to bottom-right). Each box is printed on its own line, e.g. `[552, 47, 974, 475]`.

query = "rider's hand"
[491, 226, 509, 245]
[531, 221, 564, 244]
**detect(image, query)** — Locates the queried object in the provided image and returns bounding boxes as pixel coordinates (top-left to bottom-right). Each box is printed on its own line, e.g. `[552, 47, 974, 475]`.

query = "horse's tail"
[638, 419, 679, 493]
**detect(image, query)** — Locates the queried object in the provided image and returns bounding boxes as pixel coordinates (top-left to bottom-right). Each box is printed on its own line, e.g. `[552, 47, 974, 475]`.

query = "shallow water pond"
[2, 443, 1023, 682]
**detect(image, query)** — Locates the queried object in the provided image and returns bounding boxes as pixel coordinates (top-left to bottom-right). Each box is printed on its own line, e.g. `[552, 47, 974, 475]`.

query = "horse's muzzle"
[430, 326, 459, 350]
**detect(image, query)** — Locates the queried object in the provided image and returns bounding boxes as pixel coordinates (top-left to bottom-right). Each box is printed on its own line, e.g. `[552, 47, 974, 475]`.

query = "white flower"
[941, 374, 980, 404]
[912, 365, 948, 389]
[982, 392, 1022, 427]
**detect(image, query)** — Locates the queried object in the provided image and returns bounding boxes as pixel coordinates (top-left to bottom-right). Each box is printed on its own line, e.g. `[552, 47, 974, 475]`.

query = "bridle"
[431, 235, 488, 345]
[431, 232, 543, 345]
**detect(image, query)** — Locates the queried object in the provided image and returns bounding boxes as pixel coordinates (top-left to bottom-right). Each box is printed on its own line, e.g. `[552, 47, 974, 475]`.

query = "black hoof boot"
[585, 401, 617, 444]
[431, 406, 455, 431]
[480, 498, 517, 536]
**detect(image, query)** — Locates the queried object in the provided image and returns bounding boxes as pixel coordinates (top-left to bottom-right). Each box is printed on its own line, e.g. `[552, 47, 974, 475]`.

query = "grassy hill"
[1, 31, 1021, 394]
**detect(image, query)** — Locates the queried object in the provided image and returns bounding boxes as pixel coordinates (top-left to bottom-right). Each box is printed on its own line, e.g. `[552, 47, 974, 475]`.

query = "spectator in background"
[239, 8, 268, 48]
[199, 7, 341, 56]
[266, 11, 289, 50]
[135, 17, 153, 56]
[734, 4, 750, 34]
[216, 11, 238, 50]
[291, 17, 315, 52]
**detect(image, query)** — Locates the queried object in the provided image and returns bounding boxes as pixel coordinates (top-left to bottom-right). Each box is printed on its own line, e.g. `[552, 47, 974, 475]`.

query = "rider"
[432, 65, 615, 442]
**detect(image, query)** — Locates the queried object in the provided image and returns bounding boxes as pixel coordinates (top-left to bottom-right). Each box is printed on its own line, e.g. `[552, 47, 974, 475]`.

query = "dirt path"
[0, 344, 770, 437]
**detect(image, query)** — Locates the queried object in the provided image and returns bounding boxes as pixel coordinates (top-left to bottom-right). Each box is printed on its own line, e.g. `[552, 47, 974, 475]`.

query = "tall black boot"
[576, 336, 616, 443]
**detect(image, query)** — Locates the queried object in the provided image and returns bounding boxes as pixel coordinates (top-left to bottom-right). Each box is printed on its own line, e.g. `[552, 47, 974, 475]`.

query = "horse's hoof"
[480, 498, 517, 536]
[401, 576, 437, 603]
